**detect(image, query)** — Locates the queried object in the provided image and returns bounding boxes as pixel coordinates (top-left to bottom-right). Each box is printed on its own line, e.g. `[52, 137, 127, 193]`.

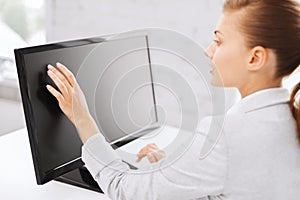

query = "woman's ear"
[247, 46, 267, 72]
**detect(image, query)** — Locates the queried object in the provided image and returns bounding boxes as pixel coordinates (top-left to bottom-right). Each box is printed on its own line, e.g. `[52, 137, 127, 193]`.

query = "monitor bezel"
[14, 35, 157, 185]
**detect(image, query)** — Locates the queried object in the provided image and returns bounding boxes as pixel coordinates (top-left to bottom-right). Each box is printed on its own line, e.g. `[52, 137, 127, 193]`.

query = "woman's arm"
[46, 62, 227, 199]
[46, 62, 99, 143]
[82, 130, 227, 200]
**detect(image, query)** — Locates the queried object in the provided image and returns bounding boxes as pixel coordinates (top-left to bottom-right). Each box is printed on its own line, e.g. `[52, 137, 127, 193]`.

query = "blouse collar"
[227, 87, 290, 114]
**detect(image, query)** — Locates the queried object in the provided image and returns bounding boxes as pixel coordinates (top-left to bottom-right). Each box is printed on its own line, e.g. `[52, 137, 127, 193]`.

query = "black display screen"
[14, 35, 157, 184]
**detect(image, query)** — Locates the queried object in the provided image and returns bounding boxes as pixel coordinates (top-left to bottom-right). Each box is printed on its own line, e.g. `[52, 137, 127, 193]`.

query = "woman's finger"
[48, 64, 72, 94]
[147, 153, 158, 163]
[156, 150, 166, 160]
[137, 146, 152, 158]
[56, 62, 75, 87]
[136, 155, 144, 163]
[47, 70, 69, 96]
[46, 84, 64, 103]
[136, 149, 152, 162]
[148, 150, 166, 163]
[137, 143, 157, 155]
[136, 143, 163, 163]
[136, 145, 157, 160]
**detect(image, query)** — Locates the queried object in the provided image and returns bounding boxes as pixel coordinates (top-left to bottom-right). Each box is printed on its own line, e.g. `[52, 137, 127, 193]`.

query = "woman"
[46, 0, 300, 199]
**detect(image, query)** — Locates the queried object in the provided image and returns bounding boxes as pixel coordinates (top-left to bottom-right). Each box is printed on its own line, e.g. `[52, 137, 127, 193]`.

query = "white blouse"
[82, 87, 300, 200]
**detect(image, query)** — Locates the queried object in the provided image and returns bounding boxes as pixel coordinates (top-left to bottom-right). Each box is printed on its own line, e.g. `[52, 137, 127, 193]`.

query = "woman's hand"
[136, 143, 166, 163]
[46, 62, 99, 143]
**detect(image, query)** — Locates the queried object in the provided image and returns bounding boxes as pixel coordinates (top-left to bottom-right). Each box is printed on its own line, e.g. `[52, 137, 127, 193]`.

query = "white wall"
[46, 0, 224, 46]
[45, 0, 239, 132]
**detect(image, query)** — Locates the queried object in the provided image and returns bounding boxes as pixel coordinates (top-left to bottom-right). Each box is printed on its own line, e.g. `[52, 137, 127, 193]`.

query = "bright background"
[0, 0, 299, 136]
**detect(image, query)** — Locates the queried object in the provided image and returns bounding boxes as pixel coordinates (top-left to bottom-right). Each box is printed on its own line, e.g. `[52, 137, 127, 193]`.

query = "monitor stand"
[55, 166, 103, 193]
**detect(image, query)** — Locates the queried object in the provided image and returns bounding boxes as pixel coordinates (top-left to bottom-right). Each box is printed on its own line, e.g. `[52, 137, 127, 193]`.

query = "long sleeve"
[82, 117, 228, 200]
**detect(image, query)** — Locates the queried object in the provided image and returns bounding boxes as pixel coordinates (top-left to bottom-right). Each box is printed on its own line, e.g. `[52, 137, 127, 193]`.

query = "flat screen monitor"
[14, 35, 157, 192]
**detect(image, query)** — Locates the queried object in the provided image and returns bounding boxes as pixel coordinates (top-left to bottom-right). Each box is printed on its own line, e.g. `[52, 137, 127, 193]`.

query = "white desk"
[0, 126, 186, 199]
[0, 128, 110, 200]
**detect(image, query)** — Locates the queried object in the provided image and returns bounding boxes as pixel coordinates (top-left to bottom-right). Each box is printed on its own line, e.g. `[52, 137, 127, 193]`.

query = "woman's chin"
[210, 78, 225, 87]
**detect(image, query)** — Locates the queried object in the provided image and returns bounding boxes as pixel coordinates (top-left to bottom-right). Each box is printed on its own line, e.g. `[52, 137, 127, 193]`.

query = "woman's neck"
[238, 78, 282, 98]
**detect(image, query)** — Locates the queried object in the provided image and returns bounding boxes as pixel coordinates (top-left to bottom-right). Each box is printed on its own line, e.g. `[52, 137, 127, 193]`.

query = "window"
[0, 0, 45, 81]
